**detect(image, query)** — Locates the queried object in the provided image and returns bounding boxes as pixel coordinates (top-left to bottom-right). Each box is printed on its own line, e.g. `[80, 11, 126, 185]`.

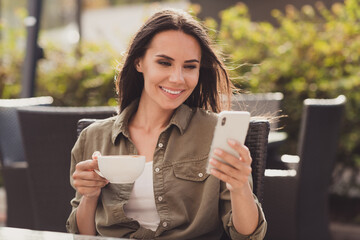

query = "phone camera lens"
[221, 117, 226, 126]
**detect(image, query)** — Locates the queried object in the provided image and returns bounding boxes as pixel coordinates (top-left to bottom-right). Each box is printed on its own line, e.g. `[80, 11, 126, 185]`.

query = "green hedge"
[211, 0, 360, 167]
[0, 17, 25, 99]
[0, 16, 120, 107]
[36, 42, 120, 107]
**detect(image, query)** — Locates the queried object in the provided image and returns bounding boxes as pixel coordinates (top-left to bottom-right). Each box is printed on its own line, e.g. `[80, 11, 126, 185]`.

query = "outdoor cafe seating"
[16, 106, 117, 232]
[0, 102, 117, 231]
[0, 94, 346, 240]
[0, 96, 54, 229]
[263, 95, 346, 240]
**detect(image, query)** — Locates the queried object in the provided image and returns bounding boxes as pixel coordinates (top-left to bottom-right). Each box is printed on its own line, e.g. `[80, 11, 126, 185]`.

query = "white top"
[123, 161, 160, 231]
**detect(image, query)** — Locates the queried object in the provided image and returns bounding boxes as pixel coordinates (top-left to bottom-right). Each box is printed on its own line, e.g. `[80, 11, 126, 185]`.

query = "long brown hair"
[116, 8, 233, 113]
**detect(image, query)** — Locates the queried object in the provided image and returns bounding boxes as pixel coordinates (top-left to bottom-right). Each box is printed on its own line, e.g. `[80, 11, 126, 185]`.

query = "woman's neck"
[130, 97, 175, 133]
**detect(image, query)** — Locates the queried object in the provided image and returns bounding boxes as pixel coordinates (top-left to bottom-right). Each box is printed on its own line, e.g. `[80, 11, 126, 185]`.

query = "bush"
[0, 10, 26, 99]
[36, 42, 120, 107]
[213, 0, 360, 167]
[0, 10, 121, 107]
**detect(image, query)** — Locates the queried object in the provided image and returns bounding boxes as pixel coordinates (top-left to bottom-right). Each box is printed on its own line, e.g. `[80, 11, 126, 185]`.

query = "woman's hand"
[210, 140, 259, 235]
[72, 151, 109, 198]
[209, 139, 252, 194]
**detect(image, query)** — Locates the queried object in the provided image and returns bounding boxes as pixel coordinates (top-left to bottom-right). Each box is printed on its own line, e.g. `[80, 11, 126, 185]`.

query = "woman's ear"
[134, 58, 142, 72]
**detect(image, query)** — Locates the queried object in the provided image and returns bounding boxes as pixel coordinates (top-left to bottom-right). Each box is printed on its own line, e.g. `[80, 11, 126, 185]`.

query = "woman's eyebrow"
[155, 54, 199, 63]
[184, 59, 200, 63]
[155, 54, 174, 61]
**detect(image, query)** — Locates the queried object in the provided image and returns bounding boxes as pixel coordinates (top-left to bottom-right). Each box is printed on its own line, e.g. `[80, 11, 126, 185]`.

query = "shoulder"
[180, 107, 218, 144]
[190, 108, 218, 129]
[169, 107, 218, 160]
[79, 115, 117, 138]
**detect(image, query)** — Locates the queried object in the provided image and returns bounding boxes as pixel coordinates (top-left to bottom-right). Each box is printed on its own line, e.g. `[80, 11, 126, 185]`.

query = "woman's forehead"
[146, 30, 201, 60]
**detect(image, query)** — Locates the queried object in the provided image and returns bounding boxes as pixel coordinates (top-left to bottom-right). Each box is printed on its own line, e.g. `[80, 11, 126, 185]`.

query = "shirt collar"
[111, 100, 194, 144]
[168, 104, 193, 135]
[111, 99, 138, 143]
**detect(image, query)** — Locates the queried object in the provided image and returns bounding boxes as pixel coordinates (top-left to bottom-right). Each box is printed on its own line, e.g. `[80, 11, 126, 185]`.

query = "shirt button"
[155, 167, 160, 173]
[158, 196, 163, 202]
[162, 221, 168, 228]
[158, 142, 164, 148]
[198, 173, 204, 178]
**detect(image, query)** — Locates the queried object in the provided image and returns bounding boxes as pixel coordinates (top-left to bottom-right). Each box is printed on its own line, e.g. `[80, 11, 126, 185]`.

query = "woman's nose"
[169, 67, 185, 83]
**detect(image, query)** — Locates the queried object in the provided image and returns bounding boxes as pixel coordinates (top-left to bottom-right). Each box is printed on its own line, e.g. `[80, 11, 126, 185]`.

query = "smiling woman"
[115, 9, 233, 113]
[135, 30, 201, 111]
[66, 8, 267, 240]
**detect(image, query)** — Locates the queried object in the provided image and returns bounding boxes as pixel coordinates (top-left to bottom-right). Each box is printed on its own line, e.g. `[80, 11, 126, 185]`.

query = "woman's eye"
[158, 61, 171, 66]
[185, 65, 197, 69]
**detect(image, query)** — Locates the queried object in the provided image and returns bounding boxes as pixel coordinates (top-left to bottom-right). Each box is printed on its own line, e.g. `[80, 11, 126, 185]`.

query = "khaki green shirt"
[66, 100, 267, 239]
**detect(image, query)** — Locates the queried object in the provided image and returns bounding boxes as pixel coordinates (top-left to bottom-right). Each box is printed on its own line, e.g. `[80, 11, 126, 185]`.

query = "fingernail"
[228, 139, 236, 146]
[92, 151, 101, 160]
[214, 149, 222, 155]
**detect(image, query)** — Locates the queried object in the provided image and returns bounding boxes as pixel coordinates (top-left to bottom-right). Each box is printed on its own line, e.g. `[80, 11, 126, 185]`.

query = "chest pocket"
[173, 157, 210, 182]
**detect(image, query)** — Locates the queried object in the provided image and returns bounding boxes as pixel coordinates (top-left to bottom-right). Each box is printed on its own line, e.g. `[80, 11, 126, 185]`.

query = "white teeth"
[161, 87, 182, 95]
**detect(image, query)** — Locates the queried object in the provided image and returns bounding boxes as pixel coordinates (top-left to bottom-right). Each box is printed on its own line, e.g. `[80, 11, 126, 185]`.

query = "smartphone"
[206, 111, 250, 174]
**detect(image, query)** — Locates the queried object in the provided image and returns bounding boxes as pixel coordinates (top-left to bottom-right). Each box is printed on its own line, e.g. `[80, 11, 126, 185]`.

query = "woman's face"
[136, 30, 201, 111]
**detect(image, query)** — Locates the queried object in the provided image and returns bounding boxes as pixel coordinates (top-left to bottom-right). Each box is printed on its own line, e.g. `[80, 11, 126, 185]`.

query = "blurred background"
[0, 0, 359, 239]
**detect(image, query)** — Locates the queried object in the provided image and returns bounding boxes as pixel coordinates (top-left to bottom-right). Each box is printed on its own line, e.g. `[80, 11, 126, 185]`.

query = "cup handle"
[94, 169, 105, 178]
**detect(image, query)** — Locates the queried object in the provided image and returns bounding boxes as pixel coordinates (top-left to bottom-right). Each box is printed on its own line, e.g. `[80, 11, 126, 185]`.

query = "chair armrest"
[281, 154, 300, 171]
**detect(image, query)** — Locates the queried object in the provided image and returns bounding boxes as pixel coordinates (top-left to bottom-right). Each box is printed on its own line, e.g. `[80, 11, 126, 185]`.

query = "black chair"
[263, 95, 346, 240]
[0, 96, 53, 229]
[232, 92, 287, 169]
[76, 118, 270, 204]
[17, 106, 117, 232]
[245, 120, 270, 203]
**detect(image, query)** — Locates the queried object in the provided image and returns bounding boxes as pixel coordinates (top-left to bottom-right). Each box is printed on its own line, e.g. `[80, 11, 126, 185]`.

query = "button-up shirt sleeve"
[66, 129, 87, 234]
[220, 177, 267, 240]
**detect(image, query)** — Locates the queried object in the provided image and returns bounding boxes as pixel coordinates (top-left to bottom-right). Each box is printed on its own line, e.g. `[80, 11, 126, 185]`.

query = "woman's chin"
[160, 103, 182, 111]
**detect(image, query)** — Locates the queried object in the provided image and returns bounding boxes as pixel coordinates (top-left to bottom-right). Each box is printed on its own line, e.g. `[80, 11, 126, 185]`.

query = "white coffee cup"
[96, 155, 146, 184]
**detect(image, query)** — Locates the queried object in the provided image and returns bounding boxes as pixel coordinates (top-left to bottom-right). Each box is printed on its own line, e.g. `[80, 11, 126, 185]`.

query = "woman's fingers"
[73, 169, 105, 181]
[210, 158, 251, 193]
[210, 167, 233, 183]
[92, 151, 101, 172]
[72, 151, 108, 197]
[212, 147, 252, 176]
[210, 139, 253, 192]
[75, 159, 98, 172]
[73, 178, 108, 188]
[210, 158, 251, 181]
[212, 148, 242, 171]
[75, 151, 104, 178]
[92, 151, 101, 160]
[227, 139, 252, 165]
[210, 157, 239, 177]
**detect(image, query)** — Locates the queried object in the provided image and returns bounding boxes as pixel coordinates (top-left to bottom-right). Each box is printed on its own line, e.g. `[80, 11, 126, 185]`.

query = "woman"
[67, 8, 266, 239]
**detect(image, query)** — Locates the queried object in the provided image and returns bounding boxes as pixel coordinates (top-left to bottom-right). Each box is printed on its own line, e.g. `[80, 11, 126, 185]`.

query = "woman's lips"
[160, 86, 184, 95]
